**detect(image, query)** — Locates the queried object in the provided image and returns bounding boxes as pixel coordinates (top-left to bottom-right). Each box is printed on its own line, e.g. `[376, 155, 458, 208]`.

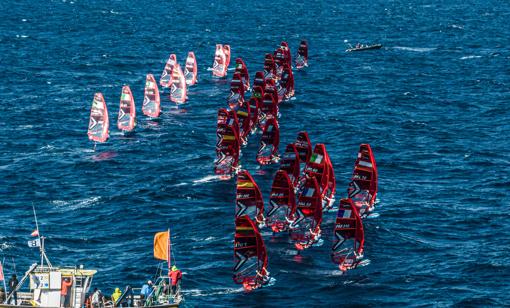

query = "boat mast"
[33, 204, 52, 268]
[167, 229, 171, 272]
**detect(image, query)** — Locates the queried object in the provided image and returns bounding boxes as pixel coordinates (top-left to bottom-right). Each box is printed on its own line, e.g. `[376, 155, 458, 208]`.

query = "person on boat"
[90, 288, 103, 308]
[111, 287, 122, 304]
[162, 279, 169, 295]
[356, 43, 361, 48]
[60, 277, 73, 307]
[0, 286, 6, 304]
[140, 280, 153, 300]
[8, 274, 18, 305]
[169, 266, 182, 295]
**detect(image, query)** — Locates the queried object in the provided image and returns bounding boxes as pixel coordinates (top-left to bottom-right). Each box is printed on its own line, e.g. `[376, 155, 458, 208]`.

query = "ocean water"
[1, 0, 510, 306]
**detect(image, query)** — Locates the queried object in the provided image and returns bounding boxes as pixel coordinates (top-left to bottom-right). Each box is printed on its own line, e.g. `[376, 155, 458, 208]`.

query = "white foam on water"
[184, 287, 245, 297]
[192, 174, 223, 185]
[460, 55, 482, 60]
[51, 196, 101, 211]
[393, 46, 436, 52]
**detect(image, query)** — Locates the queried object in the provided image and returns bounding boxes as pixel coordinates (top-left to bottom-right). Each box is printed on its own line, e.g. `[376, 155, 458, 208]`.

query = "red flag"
[0, 261, 4, 281]
[31, 229, 39, 237]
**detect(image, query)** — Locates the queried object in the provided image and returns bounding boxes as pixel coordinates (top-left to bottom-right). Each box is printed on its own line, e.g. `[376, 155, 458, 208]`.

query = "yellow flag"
[154, 231, 170, 261]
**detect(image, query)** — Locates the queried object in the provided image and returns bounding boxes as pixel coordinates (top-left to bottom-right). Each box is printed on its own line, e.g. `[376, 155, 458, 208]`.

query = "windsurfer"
[169, 266, 182, 296]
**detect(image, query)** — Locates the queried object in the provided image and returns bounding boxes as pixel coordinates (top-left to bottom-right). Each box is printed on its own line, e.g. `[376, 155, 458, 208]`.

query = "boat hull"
[346, 44, 383, 52]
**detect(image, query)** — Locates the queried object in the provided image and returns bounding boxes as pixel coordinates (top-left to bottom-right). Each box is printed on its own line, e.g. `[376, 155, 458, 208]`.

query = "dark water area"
[1, 0, 509, 306]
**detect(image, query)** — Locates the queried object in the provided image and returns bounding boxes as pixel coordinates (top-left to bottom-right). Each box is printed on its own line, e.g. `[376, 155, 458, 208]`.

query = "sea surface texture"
[1, 0, 509, 306]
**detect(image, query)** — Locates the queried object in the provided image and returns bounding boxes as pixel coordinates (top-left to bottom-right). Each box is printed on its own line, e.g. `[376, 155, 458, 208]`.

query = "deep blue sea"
[1, 0, 510, 306]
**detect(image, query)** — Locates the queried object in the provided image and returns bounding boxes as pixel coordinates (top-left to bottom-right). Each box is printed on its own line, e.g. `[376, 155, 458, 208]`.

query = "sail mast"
[167, 229, 171, 271]
[32, 204, 52, 268]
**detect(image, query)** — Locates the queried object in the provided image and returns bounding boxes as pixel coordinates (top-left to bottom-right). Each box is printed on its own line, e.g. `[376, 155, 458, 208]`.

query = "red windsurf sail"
[290, 176, 323, 250]
[235, 58, 250, 91]
[295, 40, 308, 69]
[118, 85, 136, 132]
[215, 108, 240, 178]
[236, 170, 265, 226]
[248, 97, 260, 134]
[264, 78, 280, 105]
[236, 100, 251, 145]
[280, 41, 292, 67]
[223, 45, 231, 69]
[294, 131, 312, 164]
[279, 64, 295, 100]
[267, 170, 296, 233]
[274, 47, 286, 78]
[303, 144, 331, 210]
[331, 198, 364, 272]
[212, 44, 227, 78]
[184, 51, 198, 86]
[170, 63, 187, 104]
[230, 72, 245, 99]
[279, 144, 301, 189]
[263, 54, 277, 81]
[348, 144, 378, 217]
[142, 74, 161, 118]
[233, 215, 269, 291]
[256, 118, 280, 165]
[160, 54, 177, 88]
[259, 93, 278, 127]
[88, 93, 109, 143]
[253, 71, 266, 90]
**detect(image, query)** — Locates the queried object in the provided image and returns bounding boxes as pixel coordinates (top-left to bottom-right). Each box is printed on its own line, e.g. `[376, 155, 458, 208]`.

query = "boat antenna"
[32, 204, 52, 268]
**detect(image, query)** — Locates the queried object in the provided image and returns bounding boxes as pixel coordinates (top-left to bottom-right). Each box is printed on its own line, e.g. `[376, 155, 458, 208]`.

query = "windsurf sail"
[184, 51, 198, 86]
[290, 176, 323, 250]
[279, 63, 295, 100]
[348, 144, 378, 217]
[228, 87, 244, 111]
[248, 97, 260, 134]
[279, 144, 301, 189]
[253, 71, 266, 90]
[273, 47, 286, 78]
[267, 170, 296, 233]
[215, 108, 240, 178]
[259, 92, 278, 128]
[236, 100, 251, 145]
[212, 44, 227, 78]
[117, 85, 136, 132]
[256, 117, 280, 165]
[263, 54, 276, 81]
[170, 63, 187, 104]
[236, 170, 265, 226]
[142, 74, 161, 118]
[230, 72, 245, 101]
[264, 78, 280, 105]
[293, 131, 312, 164]
[331, 198, 364, 272]
[295, 40, 308, 69]
[302, 144, 331, 210]
[223, 45, 231, 69]
[280, 41, 292, 67]
[233, 215, 269, 291]
[88, 92, 109, 143]
[235, 58, 250, 91]
[160, 54, 177, 88]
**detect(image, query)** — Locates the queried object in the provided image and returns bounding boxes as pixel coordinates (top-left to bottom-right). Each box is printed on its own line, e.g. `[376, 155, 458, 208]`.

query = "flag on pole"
[0, 261, 4, 281]
[28, 238, 41, 248]
[31, 229, 39, 237]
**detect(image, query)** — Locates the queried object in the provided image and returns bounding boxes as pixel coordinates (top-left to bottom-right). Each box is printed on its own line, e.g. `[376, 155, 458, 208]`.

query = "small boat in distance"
[346, 43, 383, 52]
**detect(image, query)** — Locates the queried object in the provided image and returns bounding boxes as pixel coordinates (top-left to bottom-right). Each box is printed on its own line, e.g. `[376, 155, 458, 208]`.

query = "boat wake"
[184, 287, 245, 297]
[192, 174, 224, 185]
[392, 46, 436, 52]
[51, 196, 101, 211]
[460, 55, 482, 60]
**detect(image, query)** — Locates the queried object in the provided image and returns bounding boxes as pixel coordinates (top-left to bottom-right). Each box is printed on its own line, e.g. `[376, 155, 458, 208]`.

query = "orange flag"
[154, 231, 170, 263]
